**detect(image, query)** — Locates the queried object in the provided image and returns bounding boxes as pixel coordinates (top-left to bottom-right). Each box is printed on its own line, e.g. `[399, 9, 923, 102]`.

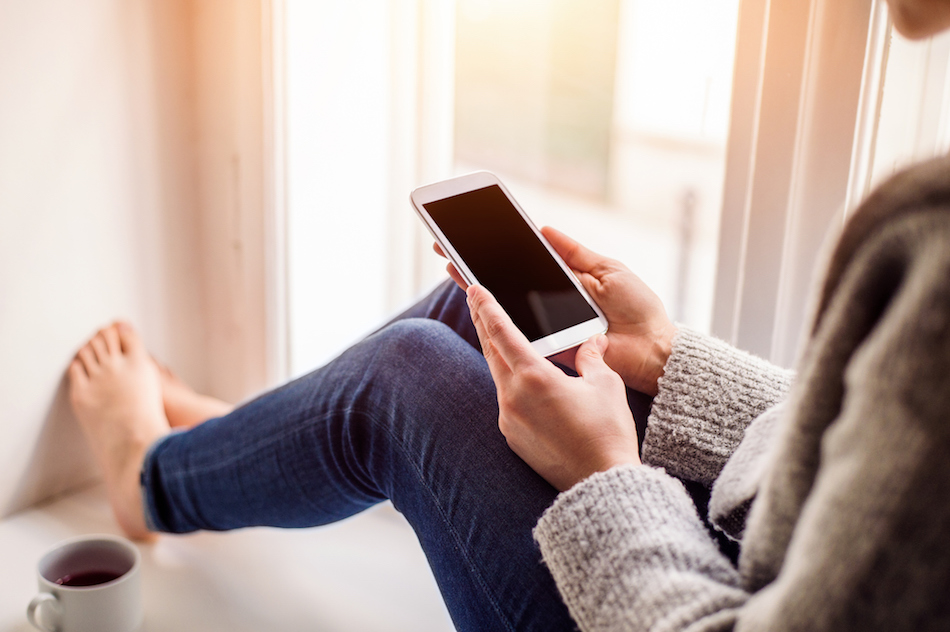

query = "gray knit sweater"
[535, 156, 950, 631]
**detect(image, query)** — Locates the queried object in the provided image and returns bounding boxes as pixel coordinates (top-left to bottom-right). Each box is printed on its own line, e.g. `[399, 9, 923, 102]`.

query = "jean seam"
[159, 415, 323, 480]
[363, 324, 519, 631]
[150, 315, 522, 630]
[355, 406, 518, 632]
[159, 405, 517, 630]
[141, 430, 184, 531]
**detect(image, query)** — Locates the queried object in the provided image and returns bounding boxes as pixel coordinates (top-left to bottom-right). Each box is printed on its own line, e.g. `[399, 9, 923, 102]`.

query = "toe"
[77, 345, 99, 375]
[90, 332, 110, 363]
[116, 322, 146, 357]
[158, 361, 177, 381]
[68, 358, 88, 384]
[150, 354, 169, 374]
[103, 325, 121, 355]
[67, 359, 89, 410]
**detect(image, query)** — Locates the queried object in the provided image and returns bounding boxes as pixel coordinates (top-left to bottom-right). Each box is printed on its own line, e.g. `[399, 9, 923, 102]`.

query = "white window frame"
[266, 0, 456, 379]
[264, 0, 885, 375]
[712, 0, 879, 366]
[263, 0, 289, 386]
[383, 0, 457, 310]
[259, 0, 919, 382]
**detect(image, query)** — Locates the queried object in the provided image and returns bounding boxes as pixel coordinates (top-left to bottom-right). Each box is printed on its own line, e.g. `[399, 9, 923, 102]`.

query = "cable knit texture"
[535, 155, 950, 631]
[536, 466, 747, 631]
[642, 327, 793, 486]
[708, 402, 787, 541]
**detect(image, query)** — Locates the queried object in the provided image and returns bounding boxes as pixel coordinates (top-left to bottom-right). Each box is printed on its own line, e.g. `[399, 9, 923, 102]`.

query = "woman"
[70, 1, 950, 629]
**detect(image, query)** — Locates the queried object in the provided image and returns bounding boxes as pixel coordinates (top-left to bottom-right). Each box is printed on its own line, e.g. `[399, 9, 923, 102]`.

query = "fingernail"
[595, 334, 608, 353]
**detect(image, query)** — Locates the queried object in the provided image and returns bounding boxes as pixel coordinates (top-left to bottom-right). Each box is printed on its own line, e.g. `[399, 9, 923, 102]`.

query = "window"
[452, 0, 741, 332]
[870, 27, 950, 186]
[711, 0, 950, 367]
[277, 0, 950, 377]
[283, 0, 743, 374]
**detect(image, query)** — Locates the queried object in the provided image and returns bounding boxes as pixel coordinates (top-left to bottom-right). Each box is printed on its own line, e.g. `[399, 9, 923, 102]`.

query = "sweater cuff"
[535, 466, 743, 632]
[642, 326, 793, 485]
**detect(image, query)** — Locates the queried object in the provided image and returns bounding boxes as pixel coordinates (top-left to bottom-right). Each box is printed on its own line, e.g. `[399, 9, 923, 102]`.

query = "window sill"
[0, 484, 454, 631]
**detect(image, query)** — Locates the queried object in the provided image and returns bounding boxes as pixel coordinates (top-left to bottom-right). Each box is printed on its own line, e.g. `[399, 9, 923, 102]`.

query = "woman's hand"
[467, 284, 641, 492]
[541, 227, 675, 396]
[435, 227, 676, 395]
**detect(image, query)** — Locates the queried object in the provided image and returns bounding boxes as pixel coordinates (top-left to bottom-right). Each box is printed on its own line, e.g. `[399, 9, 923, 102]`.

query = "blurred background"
[3, 0, 950, 539]
[2, 0, 950, 629]
[284, 0, 950, 375]
[286, 0, 741, 375]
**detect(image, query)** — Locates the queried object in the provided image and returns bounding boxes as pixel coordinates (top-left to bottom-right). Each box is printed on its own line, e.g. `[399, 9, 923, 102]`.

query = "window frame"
[712, 0, 878, 366]
[263, 0, 899, 376]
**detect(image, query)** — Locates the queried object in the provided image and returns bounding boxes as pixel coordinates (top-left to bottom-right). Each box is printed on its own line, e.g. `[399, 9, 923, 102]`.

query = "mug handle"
[27, 592, 60, 632]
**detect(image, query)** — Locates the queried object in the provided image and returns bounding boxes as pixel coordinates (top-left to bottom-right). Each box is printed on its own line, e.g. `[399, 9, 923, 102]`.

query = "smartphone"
[410, 171, 608, 357]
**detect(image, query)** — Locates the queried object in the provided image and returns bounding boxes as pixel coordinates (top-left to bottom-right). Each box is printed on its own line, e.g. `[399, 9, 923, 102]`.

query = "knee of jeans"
[375, 318, 460, 356]
[350, 318, 496, 428]
[367, 318, 486, 384]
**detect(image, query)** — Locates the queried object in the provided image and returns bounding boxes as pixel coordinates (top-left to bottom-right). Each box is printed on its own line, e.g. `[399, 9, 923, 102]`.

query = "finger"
[466, 285, 538, 374]
[573, 334, 613, 380]
[573, 270, 602, 300]
[466, 285, 513, 380]
[433, 242, 446, 258]
[541, 226, 610, 275]
[447, 263, 469, 290]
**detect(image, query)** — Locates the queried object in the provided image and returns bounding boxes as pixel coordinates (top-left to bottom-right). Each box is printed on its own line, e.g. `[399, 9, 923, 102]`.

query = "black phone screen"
[424, 184, 598, 341]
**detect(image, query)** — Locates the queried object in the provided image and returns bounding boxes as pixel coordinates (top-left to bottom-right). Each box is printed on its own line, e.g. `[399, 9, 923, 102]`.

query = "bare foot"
[68, 322, 168, 540]
[154, 361, 233, 428]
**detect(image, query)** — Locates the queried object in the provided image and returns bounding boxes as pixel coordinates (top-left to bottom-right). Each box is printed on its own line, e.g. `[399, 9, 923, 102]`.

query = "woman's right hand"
[540, 227, 675, 396]
[434, 227, 675, 395]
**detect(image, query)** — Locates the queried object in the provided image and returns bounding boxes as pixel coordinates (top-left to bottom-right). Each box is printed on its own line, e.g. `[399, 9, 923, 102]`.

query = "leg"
[386, 279, 480, 350]
[398, 280, 654, 434]
[150, 278, 649, 432]
[147, 280, 472, 432]
[141, 319, 574, 631]
[154, 361, 233, 428]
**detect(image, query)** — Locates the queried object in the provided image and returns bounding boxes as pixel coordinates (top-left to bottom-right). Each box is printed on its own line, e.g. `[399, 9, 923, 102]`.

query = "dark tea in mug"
[55, 570, 124, 587]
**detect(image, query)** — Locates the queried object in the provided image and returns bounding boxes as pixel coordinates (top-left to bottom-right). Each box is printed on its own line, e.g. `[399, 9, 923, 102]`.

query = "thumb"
[574, 334, 610, 378]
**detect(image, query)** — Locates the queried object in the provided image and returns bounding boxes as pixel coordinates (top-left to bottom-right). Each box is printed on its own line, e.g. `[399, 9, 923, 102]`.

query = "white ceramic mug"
[27, 534, 143, 632]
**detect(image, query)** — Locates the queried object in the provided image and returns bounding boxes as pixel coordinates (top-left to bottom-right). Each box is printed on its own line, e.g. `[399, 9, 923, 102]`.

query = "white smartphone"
[410, 171, 608, 357]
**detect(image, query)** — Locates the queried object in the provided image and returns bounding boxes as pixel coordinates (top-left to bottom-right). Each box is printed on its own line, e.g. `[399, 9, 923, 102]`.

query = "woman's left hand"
[466, 284, 641, 492]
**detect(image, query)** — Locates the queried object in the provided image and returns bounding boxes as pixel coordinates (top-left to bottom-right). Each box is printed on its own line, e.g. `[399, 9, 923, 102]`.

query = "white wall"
[0, 0, 208, 517]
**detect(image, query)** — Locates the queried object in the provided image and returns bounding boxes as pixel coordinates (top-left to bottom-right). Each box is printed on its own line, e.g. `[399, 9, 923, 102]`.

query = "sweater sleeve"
[537, 393, 950, 632]
[535, 466, 748, 632]
[641, 327, 793, 485]
[536, 207, 950, 632]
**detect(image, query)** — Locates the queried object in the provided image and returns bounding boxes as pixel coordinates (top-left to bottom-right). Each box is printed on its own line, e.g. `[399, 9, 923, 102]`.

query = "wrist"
[626, 323, 675, 396]
[648, 323, 675, 395]
[565, 451, 641, 492]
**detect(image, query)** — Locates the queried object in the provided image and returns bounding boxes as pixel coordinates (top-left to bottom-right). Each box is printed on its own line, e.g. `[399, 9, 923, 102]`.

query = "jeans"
[141, 281, 653, 631]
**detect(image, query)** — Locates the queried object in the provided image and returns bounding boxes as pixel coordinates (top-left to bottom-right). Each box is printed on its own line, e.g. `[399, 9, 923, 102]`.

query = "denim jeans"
[141, 281, 653, 631]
